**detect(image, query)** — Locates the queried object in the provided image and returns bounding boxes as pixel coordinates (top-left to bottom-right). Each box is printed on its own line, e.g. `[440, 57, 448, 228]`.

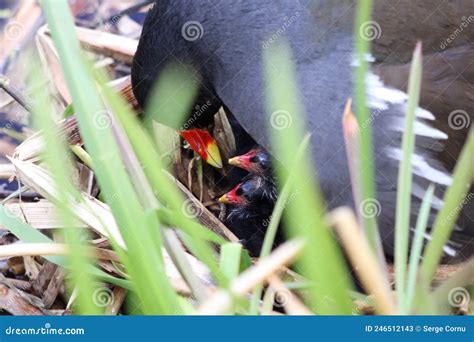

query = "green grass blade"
[249, 134, 311, 314]
[156, 207, 227, 245]
[30, 67, 99, 314]
[394, 42, 422, 308]
[353, 0, 379, 253]
[144, 64, 198, 130]
[263, 42, 353, 314]
[421, 129, 474, 283]
[219, 243, 243, 281]
[403, 184, 434, 313]
[40, 0, 182, 314]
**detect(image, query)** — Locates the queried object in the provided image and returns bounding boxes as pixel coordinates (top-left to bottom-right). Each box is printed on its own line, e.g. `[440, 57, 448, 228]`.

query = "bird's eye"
[235, 188, 243, 196]
[250, 156, 259, 163]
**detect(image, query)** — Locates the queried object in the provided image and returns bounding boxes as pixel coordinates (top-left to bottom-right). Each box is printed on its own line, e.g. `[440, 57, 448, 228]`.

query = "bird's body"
[132, 0, 473, 262]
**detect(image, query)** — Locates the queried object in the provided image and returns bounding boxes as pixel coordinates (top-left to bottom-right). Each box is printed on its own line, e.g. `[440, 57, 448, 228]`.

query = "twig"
[0, 75, 32, 111]
[328, 207, 396, 315]
[163, 228, 210, 302]
[267, 275, 312, 315]
[105, 287, 128, 315]
[0, 283, 44, 315]
[197, 238, 304, 314]
[42, 267, 64, 309]
[431, 258, 474, 313]
[342, 98, 387, 274]
[0, 243, 121, 262]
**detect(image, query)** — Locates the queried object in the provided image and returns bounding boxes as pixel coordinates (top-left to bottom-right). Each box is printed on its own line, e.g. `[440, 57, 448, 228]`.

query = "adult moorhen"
[131, 0, 473, 263]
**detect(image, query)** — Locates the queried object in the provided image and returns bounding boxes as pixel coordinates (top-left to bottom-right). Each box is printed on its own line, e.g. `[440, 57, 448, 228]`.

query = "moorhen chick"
[218, 176, 283, 256]
[229, 148, 277, 203]
[131, 0, 473, 263]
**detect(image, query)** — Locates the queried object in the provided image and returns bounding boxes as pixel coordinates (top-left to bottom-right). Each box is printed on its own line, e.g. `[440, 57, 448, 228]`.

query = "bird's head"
[228, 148, 271, 176]
[218, 176, 265, 206]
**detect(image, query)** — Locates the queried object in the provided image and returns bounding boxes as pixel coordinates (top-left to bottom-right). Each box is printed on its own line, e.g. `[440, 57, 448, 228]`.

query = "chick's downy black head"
[219, 176, 265, 206]
[219, 176, 274, 219]
[228, 148, 272, 177]
[218, 175, 283, 256]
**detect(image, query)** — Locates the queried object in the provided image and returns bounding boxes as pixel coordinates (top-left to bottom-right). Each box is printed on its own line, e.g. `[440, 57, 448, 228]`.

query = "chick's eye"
[235, 188, 243, 196]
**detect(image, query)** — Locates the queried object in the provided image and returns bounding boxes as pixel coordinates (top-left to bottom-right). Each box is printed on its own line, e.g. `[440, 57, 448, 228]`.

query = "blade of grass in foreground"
[41, 0, 181, 314]
[219, 243, 243, 281]
[29, 66, 99, 314]
[263, 42, 353, 314]
[394, 42, 422, 309]
[421, 129, 474, 283]
[353, 0, 380, 254]
[249, 135, 311, 314]
[403, 184, 434, 313]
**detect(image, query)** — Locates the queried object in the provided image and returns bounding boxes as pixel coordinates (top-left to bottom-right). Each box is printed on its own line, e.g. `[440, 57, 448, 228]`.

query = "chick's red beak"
[218, 183, 245, 205]
[228, 149, 257, 171]
[179, 129, 223, 168]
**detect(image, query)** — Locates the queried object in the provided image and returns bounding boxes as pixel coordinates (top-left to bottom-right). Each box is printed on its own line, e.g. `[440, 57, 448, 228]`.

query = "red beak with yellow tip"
[228, 149, 257, 171]
[179, 129, 223, 168]
[218, 183, 245, 205]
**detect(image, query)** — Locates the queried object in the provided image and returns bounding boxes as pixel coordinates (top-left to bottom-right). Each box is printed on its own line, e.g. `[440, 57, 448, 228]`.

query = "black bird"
[218, 176, 283, 256]
[132, 0, 474, 263]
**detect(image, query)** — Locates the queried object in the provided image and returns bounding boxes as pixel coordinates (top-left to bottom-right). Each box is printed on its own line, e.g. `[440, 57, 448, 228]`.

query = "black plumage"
[229, 148, 277, 203]
[219, 176, 283, 256]
[132, 0, 474, 263]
